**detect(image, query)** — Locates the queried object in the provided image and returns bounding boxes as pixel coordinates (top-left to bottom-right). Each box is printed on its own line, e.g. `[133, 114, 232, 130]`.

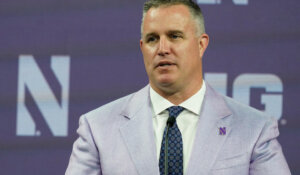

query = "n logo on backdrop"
[16, 55, 70, 137]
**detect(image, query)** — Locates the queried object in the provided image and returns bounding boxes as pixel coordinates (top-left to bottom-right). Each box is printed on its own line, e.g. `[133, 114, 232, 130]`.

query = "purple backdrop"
[0, 0, 299, 174]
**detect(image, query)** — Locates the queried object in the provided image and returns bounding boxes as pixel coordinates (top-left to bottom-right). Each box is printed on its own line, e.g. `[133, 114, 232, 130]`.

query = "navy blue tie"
[159, 106, 184, 175]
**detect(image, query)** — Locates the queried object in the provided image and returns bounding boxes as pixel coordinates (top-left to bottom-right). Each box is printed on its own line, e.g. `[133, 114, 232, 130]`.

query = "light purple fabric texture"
[65, 84, 291, 175]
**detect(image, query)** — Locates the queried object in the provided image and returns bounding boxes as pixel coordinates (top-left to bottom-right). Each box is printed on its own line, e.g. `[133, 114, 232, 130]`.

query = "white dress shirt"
[150, 81, 206, 174]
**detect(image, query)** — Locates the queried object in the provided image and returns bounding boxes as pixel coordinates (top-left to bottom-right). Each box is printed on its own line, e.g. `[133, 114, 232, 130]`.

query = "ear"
[140, 39, 143, 51]
[198, 33, 209, 58]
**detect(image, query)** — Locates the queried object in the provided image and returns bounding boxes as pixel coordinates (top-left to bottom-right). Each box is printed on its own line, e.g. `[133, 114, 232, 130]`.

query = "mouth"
[156, 61, 176, 68]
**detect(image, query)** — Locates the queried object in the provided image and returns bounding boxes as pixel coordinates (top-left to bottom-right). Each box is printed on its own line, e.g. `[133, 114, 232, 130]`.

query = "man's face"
[140, 4, 209, 95]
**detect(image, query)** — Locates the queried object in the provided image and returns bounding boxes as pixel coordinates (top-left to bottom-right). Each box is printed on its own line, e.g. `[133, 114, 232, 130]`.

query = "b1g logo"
[205, 73, 283, 120]
[16, 55, 70, 137]
[197, 0, 248, 5]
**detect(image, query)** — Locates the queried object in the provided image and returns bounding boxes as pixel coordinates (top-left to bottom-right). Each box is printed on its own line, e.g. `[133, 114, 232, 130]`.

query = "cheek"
[143, 47, 156, 65]
[143, 57, 151, 73]
[179, 43, 201, 69]
[178, 43, 198, 59]
[142, 54, 153, 74]
[142, 48, 150, 62]
[186, 43, 201, 61]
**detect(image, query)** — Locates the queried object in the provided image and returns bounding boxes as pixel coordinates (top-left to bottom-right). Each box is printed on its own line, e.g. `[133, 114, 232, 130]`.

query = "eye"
[146, 36, 157, 43]
[169, 33, 182, 40]
[170, 34, 179, 39]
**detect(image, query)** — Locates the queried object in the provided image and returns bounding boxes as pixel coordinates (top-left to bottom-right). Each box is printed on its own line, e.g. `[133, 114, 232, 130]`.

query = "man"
[66, 0, 291, 174]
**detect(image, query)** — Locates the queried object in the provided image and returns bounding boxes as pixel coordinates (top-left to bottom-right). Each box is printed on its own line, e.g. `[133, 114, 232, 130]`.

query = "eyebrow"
[144, 32, 157, 40]
[167, 30, 184, 35]
[144, 30, 184, 39]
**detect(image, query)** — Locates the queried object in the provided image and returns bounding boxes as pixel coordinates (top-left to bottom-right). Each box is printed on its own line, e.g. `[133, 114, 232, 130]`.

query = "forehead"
[142, 4, 196, 34]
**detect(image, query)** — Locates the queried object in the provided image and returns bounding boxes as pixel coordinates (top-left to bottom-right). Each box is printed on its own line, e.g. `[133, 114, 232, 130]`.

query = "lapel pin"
[219, 127, 226, 135]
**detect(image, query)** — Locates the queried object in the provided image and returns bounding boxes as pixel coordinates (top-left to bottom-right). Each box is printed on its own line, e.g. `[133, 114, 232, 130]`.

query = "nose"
[158, 36, 170, 56]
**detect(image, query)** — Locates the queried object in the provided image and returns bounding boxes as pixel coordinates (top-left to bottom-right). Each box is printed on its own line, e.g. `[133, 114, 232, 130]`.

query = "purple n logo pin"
[219, 127, 226, 135]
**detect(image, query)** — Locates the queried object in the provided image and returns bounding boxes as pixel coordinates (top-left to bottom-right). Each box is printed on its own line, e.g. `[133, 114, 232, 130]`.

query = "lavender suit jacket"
[65, 84, 291, 175]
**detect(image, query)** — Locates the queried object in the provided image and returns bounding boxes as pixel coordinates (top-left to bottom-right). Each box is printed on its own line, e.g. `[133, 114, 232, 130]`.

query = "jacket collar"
[119, 84, 233, 175]
[186, 84, 233, 175]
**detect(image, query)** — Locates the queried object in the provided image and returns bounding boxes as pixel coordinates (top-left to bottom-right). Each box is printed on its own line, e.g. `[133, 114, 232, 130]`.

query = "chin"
[150, 75, 177, 89]
[157, 77, 175, 86]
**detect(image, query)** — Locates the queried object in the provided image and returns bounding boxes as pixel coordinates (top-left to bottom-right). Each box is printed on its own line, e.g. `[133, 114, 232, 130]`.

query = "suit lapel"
[119, 85, 160, 175]
[186, 85, 233, 175]
[118, 84, 234, 175]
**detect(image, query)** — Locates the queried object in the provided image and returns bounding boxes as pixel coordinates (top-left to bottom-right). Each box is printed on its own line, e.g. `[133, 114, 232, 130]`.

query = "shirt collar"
[150, 81, 206, 116]
[150, 87, 173, 116]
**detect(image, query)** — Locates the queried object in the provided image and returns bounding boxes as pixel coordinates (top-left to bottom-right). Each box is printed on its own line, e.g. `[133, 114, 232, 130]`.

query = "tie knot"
[167, 106, 184, 118]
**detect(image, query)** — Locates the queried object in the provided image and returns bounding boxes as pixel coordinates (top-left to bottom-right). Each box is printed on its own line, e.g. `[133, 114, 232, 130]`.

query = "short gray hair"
[141, 0, 205, 38]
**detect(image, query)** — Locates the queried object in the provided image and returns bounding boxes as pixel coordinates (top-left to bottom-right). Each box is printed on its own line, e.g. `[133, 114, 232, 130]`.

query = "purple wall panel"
[0, 0, 299, 174]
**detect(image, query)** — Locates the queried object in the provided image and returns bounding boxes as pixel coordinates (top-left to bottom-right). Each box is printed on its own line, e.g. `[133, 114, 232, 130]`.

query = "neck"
[151, 80, 203, 105]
